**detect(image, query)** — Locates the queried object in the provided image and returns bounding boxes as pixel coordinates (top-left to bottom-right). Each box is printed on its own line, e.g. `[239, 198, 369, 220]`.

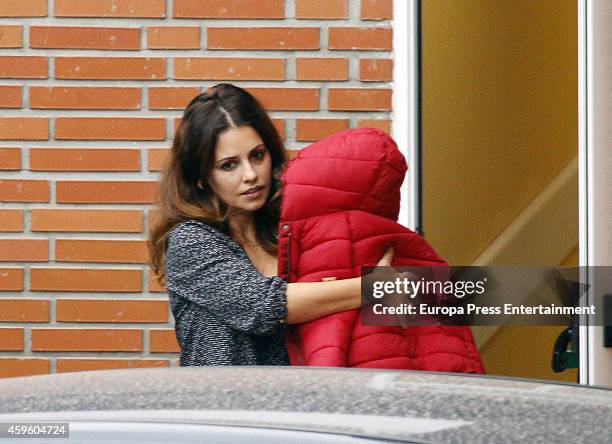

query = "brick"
[31, 209, 143, 232]
[55, 118, 165, 140]
[0, 148, 21, 170]
[246, 88, 319, 111]
[328, 88, 392, 111]
[360, 58, 393, 81]
[0, 180, 49, 202]
[55, 0, 165, 18]
[149, 329, 180, 352]
[361, 0, 393, 20]
[148, 148, 169, 171]
[173, 0, 283, 18]
[0, 209, 23, 231]
[30, 26, 139, 50]
[56, 239, 147, 263]
[0, 239, 48, 261]
[207, 28, 319, 50]
[148, 26, 200, 49]
[0, 25, 22, 48]
[148, 87, 199, 110]
[0, 56, 47, 79]
[56, 181, 157, 204]
[30, 148, 140, 171]
[0, 328, 23, 351]
[296, 119, 349, 141]
[174, 58, 284, 81]
[57, 358, 168, 373]
[0, 299, 49, 322]
[296, 0, 347, 19]
[0, 268, 23, 291]
[57, 299, 167, 323]
[32, 328, 143, 351]
[55, 57, 165, 80]
[0, 359, 50, 378]
[358, 119, 391, 134]
[173, 118, 181, 131]
[0, 0, 46, 17]
[272, 119, 285, 140]
[30, 86, 140, 110]
[296, 58, 348, 81]
[329, 27, 392, 50]
[30, 268, 142, 292]
[0, 118, 48, 140]
[0, 86, 22, 108]
[148, 272, 166, 293]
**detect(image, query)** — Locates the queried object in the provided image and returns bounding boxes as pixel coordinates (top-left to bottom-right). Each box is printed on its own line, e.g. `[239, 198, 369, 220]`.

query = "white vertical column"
[393, 0, 419, 230]
[580, 0, 612, 386]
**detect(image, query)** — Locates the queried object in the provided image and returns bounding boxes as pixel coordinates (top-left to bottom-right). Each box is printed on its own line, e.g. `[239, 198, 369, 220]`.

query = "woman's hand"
[285, 246, 397, 324]
[376, 246, 395, 267]
[369, 246, 416, 328]
[362, 246, 401, 307]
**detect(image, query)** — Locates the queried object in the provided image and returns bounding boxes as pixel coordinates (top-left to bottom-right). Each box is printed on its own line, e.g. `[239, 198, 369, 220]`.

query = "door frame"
[578, 0, 612, 386]
[393, 0, 421, 232]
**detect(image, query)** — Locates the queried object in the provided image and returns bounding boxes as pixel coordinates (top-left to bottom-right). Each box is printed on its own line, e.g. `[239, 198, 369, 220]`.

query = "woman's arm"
[166, 221, 393, 333]
[284, 278, 360, 324]
[284, 247, 394, 324]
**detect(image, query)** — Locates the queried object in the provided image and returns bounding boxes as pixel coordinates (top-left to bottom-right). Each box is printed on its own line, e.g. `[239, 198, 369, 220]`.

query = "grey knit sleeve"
[165, 221, 287, 336]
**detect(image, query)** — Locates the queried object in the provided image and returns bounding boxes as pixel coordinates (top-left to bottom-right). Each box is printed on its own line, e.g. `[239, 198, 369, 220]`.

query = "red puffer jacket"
[277, 128, 484, 373]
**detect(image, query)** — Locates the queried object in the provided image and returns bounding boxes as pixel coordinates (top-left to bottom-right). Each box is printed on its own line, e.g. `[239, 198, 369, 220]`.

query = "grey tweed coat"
[165, 220, 290, 366]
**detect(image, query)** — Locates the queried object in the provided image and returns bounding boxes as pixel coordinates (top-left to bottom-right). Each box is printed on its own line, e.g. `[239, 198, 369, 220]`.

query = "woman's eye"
[220, 161, 235, 171]
[251, 150, 265, 160]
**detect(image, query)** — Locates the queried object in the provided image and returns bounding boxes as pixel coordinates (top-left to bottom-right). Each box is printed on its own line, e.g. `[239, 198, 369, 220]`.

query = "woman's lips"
[242, 186, 264, 197]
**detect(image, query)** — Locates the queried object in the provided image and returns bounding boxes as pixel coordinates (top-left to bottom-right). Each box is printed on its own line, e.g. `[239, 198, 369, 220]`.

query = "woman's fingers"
[376, 246, 395, 267]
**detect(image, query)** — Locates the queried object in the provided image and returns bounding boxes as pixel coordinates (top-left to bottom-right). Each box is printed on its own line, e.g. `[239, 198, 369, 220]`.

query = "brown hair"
[149, 83, 288, 281]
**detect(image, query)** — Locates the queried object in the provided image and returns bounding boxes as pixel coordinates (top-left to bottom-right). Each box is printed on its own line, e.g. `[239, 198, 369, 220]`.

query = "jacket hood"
[281, 128, 407, 223]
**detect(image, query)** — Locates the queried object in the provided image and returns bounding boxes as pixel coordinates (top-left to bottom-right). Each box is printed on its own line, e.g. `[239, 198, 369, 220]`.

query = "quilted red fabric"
[277, 128, 484, 373]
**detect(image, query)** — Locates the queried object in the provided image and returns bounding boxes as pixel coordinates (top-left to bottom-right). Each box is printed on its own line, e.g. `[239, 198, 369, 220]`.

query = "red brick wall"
[0, 0, 393, 377]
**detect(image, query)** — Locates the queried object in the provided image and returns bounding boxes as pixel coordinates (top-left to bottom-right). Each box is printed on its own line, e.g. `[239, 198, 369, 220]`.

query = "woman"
[149, 84, 392, 366]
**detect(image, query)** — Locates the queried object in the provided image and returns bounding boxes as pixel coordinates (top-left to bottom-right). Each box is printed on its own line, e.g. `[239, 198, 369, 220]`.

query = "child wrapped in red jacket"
[277, 128, 484, 372]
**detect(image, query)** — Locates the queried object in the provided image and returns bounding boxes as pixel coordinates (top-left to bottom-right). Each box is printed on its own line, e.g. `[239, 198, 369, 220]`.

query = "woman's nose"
[242, 161, 257, 182]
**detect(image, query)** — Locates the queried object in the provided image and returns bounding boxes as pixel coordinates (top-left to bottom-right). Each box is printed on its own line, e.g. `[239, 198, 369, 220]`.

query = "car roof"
[0, 367, 610, 443]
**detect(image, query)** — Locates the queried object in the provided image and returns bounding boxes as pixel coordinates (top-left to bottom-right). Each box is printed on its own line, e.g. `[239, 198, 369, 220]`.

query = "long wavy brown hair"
[149, 84, 288, 281]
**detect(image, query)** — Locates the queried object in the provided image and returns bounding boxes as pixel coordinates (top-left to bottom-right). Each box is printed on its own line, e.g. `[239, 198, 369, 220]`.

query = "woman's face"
[206, 125, 272, 214]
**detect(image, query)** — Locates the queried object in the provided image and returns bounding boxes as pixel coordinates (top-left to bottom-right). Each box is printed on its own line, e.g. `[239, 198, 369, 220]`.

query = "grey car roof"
[0, 367, 610, 443]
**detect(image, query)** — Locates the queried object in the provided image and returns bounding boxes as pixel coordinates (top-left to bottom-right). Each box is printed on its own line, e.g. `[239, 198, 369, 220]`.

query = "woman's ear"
[196, 180, 204, 190]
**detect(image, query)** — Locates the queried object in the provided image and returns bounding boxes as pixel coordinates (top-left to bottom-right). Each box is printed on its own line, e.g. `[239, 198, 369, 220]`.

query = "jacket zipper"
[286, 232, 292, 280]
